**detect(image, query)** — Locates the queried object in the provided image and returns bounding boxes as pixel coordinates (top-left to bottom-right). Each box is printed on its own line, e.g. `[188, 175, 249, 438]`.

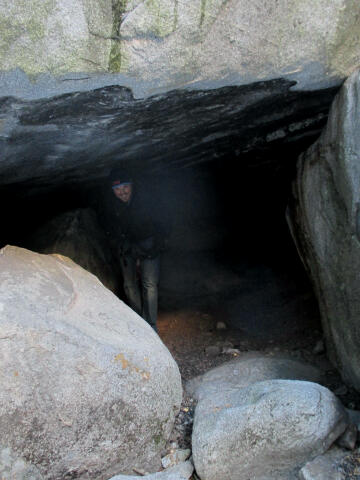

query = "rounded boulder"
[0, 246, 182, 480]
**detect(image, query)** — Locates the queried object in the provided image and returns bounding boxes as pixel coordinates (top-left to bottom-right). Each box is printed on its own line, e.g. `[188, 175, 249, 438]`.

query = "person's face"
[113, 183, 132, 203]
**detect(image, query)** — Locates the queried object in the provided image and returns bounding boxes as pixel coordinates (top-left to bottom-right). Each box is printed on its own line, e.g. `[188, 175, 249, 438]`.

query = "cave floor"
[157, 304, 360, 477]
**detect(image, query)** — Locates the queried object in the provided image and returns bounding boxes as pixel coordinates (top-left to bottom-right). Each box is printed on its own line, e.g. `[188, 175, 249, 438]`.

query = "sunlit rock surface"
[0, 0, 359, 95]
[0, 246, 182, 480]
[289, 69, 360, 390]
[192, 380, 348, 480]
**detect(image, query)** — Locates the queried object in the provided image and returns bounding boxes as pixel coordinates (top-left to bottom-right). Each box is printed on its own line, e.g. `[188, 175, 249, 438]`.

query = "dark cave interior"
[0, 138, 321, 342]
[0, 79, 338, 343]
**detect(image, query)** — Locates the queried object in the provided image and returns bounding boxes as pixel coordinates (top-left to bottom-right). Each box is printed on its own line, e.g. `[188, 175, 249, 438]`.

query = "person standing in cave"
[104, 168, 168, 332]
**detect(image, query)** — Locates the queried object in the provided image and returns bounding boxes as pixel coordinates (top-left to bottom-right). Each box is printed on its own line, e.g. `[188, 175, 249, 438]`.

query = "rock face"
[117, 0, 360, 93]
[0, 80, 335, 195]
[192, 380, 348, 480]
[0, 246, 182, 480]
[288, 69, 360, 390]
[186, 352, 323, 400]
[0, 0, 359, 95]
[0, 0, 358, 198]
[25, 208, 121, 294]
[0, 0, 112, 76]
[0, 444, 44, 480]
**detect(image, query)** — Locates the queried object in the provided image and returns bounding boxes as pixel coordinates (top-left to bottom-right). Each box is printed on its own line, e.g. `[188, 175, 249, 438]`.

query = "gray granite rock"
[336, 424, 357, 450]
[108, 460, 193, 480]
[192, 380, 348, 480]
[0, 0, 112, 76]
[0, 445, 44, 480]
[186, 352, 323, 400]
[299, 446, 348, 480]
[161, 449, 191, 469]
[0, 245, 182, 480]
[288, 69, 360, 390]
[2, 0, 359, 94]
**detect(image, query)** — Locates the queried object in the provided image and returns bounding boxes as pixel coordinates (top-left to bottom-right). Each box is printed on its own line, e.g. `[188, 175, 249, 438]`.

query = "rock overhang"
[2, 0, 360, 195]
[0, 74, 339, 196]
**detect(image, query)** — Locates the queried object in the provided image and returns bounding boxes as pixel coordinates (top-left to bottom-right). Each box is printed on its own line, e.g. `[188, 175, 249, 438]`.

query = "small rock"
[204, 346, 221, 356]
[335, 385, 348, 396]
[313, 339, 325, 355]
[108, 460, 194, 480]
[222, 348, 240, 355]
[132, 468, 148, 476]
[216, 321, 227, 330]
[299, 446, 347, 480]
[161, 449, 191, 469]
[336, 424, 357, 450]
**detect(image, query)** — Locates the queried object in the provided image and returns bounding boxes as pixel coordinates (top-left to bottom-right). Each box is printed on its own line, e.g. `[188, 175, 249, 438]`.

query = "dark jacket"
[102, 182, 170, 259]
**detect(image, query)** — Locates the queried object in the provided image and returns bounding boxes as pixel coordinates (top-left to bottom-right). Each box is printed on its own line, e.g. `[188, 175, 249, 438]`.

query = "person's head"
[109, 168, 133, 203]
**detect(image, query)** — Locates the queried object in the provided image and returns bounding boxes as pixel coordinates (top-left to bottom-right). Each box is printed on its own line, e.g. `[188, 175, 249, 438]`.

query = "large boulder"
[0, 245, 182, 480]
[186, 352, 323, 400]
[288, 69, 360, 390]
[0, 0, 359, 94]
[192, 380, 348, 480]
[118, 0, 360, 93]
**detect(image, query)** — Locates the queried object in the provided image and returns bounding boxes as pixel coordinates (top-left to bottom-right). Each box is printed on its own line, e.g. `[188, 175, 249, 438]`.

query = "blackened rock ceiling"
[0, 78, 338, 196]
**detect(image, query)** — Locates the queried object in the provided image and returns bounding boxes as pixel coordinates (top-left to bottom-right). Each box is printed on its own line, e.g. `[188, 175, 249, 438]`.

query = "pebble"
[161, 449, 191, 469]
[222, 347, 240, 355]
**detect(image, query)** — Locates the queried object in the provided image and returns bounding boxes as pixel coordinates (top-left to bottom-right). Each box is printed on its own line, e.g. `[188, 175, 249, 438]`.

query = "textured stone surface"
[0, 80, 336, 195]
[0, 245, 182, 480]
[108, 460, 193, 480]
[336, 424, 357, 450]
[299, 446, 348, 480]
[161, 449, 191, 469]
[1, 0, 359, 95]
[0, 445, 44, 480]
[186, 352, 323, 400]
[0, 0, 112, 75]
[192, 380, 348, 480]
[288, 69, 360, 390]
[118, 0, 360, 93]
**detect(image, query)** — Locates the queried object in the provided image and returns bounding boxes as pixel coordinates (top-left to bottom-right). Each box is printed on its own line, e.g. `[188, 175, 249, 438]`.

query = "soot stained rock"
[0, 79, 337, 195]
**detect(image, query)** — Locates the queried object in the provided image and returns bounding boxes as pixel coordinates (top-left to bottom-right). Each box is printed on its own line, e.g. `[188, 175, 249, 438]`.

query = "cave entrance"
[1, 79, 336, 383]
[0, 140, 322, 378]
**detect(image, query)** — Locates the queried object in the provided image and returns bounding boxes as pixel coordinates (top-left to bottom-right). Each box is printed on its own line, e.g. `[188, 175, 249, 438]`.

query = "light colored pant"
[119, 254, 160, 331]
